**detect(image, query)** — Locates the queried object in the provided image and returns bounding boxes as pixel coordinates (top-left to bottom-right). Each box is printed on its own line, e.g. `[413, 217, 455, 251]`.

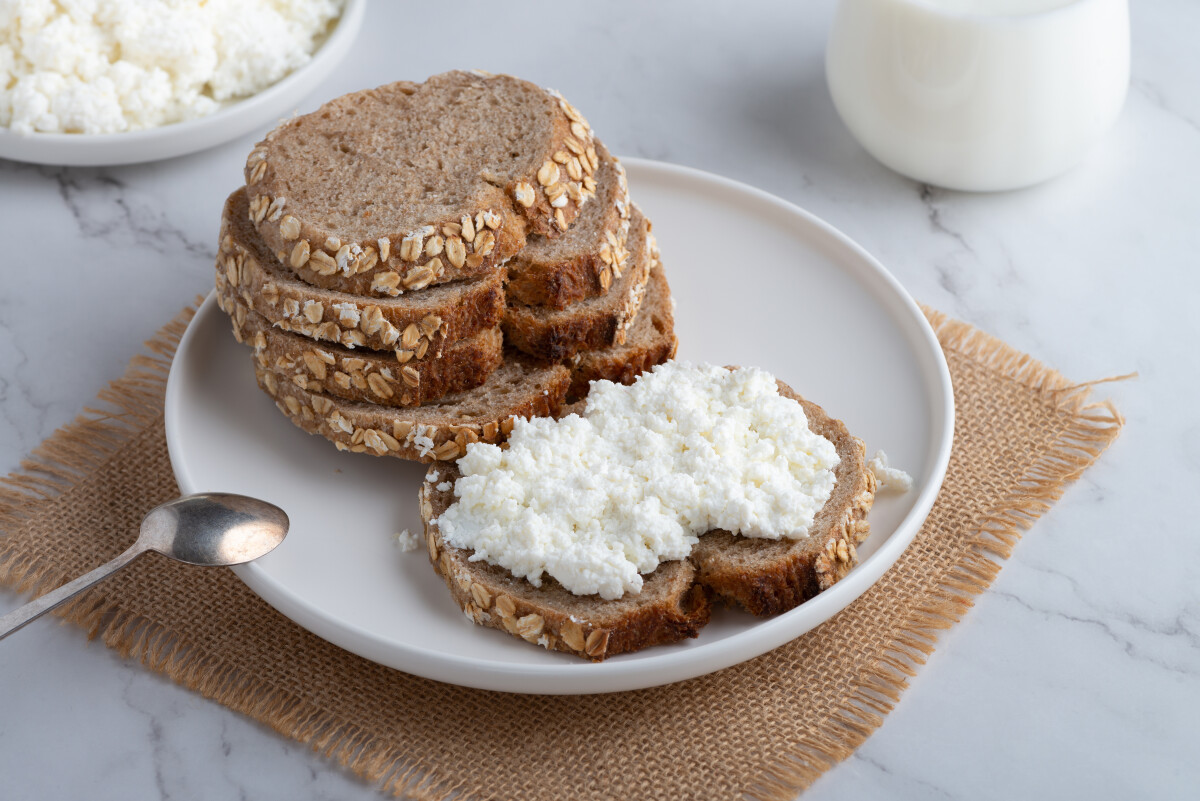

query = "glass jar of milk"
[826, 0, 1129, 191]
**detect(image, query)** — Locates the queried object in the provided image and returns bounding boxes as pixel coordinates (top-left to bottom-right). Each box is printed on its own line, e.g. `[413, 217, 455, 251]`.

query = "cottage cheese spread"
[0, 0, 343, 134]
[436, 363, 841, 599]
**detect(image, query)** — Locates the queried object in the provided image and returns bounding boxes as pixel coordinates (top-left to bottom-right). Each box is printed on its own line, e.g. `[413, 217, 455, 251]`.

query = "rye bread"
[502, 206, 653, 362]
[419, 478, 712, 661]
[689, 390, 877, 615]
[218, 289, 503, 408]
[218, 189, 504, 355]
[419, 380, 876, 660]
[567, 252, 677, 400]
[504, 141, 631, 309]
[254, 355, 569, 463]
[245, 71, 600, 294]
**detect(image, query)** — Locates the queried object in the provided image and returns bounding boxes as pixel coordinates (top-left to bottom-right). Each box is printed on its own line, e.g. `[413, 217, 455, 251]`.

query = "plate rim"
[166, 157, 955, 694]
[0, 0, 367, 166]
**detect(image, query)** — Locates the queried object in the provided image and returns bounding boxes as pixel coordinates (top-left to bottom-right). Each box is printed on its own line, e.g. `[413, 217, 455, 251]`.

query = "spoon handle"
[0, 544, 145, 641]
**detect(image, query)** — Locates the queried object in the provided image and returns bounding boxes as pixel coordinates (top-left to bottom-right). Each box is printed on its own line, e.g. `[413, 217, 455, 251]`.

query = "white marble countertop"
[1, 1, 1197, 798]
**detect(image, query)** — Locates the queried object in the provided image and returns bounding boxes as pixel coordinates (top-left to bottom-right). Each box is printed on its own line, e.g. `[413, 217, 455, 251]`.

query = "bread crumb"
[868, 450, 913, 493]
[394, 529, 420, 551]
[411, 424, 435, 457]
[436, 481, 452, 492]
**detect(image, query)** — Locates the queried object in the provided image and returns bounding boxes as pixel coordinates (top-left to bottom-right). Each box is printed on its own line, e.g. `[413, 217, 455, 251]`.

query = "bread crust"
[244, 72, 599, 294]
[689, 388, 877, 616]
[504, 142, 631, 309]
[420, 470, 711, 662]
[218, 189, 504, 354]
[254, 356, 569, 463]
[502, 207, 653, 362]
[419, 381, 876, 659]
[218, 289, 503, 408]
[567, 256, 677, 401]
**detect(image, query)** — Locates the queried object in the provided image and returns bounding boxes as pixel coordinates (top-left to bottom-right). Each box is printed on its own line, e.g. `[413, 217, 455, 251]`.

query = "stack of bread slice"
[215, 70, 676, 462]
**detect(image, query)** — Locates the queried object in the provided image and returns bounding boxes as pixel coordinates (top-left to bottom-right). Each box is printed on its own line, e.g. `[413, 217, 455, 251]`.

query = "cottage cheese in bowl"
[0, 0, 344, 135]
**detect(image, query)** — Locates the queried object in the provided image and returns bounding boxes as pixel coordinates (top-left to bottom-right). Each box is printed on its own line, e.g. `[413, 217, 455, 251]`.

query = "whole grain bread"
[504, 142, 631, 309]
[419, 380, 876, 660]
[689, 391, 877, 615]
[253, 355, 569, 463]
[567, 251, 676, 400]
[245, 71, 600, 294]
[502, 206, 653, 362]
[218, 289, 503, 408]
[419, 480, 712, 660]
[218, 189, 504, 355]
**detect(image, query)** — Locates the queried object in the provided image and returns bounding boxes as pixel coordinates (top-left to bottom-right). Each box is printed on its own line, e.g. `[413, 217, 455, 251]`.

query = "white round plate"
[166, 159, 954, 695]
[0, 0, 365, 166]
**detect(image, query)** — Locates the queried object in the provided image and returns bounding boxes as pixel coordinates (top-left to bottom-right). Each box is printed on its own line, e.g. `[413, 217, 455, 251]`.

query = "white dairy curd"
[435, 363, 841, 600]
[393, 529, 419, 552]
[867, 450, 913, 493]
[0, 0, 344, 134]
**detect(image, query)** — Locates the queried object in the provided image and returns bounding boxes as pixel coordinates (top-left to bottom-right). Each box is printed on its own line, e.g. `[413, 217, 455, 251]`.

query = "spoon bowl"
[139, 494, 290, 567]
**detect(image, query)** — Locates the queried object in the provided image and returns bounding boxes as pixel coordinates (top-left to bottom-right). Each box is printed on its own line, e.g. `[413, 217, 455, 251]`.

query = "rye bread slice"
[218, 289, 503, 408]
[418, 380, 876, 660]
[502, 206, 653, 362]
[505, 141, 631, 309]
[567, 252, 677, 400]
[218, 189, 504, 355]
[253, 355, 569, 463]
[689, 389, 877, 615]
[420, 473, 712, 661]
[245, 71, 600, 294]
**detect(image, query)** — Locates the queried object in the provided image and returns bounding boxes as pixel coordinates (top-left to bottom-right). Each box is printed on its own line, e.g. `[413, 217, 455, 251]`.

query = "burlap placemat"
[0, 304, 1122, 801]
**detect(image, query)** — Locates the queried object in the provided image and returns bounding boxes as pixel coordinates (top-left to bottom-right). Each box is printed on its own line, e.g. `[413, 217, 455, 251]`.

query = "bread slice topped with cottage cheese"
[420, 500, 713, 660]
[419, 364, 877, 660]
[245, 70, 598, 295]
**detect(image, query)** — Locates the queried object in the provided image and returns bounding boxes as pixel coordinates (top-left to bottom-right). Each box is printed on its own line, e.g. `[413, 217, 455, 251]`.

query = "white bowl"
[0, 0, 366, 167]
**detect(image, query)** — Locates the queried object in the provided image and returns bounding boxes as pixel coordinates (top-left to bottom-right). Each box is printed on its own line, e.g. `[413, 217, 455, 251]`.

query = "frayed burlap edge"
[0, 301, 464, 800]
[0, 302, 1125, 801]
[0, 305, 195, 603]
[742, 306, 1127, 801]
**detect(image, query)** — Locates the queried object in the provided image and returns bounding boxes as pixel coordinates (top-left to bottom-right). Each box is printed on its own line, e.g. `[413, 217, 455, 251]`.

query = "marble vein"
[46, 167, 215, 259]
[1132, 78, 1200, 137]
[853, 753, 959, 801]
[989, 582, 1200, 678]
[1, 1, 1198, 799]
[918, 184, 976, 260]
